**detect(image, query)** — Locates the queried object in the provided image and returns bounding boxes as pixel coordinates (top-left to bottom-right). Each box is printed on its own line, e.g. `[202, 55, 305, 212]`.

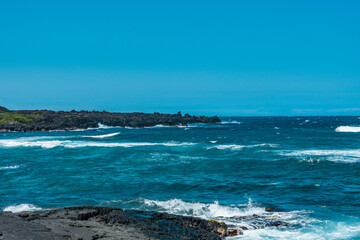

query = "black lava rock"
[0, 107, 221, 132]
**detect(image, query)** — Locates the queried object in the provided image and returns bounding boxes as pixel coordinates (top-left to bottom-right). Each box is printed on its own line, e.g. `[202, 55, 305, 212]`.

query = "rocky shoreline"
[0, 206, 239, 240]
[0, 106, 221, 132]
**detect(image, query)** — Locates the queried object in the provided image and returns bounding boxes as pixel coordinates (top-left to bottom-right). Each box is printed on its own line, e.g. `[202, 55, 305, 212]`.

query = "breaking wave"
[3, 204, 42, 213]
[72, 123, 117, 131]
[335, 126, 360, 133]
[102, 198, 269, 219]
[280, 149, 360, 163]
[0, 165, 20, 170]
[221, 120, 242, 124]
[100, 198, 324, 239]
[83, 132, 120, 138]
[208, 143, 278, 151]
[0, 139, 195, 149]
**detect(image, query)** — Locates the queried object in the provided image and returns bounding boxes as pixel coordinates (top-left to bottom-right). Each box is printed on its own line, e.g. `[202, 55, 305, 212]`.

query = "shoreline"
[0, 206, 240, 240]
[0, 106, 221, 132]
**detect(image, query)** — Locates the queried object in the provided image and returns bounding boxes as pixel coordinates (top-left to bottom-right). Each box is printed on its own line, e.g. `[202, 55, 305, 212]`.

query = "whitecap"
[72, 123, 118, 131]
[100, 198, 320, 239]
[208, 143, 278, 151]
[102, 198, 265, 219]
[0, 139, 70, 149]
[98, 123, 111, 128]
[221, 120, 242, 124]
[83, 132, 120, 139]
[335, 126, 360, 133]
[149, 124, 187, 128]
[280, 149, 360, 163]
[208, 144, 245, 150]
[233, 222, 360, 240]
[125, 124, 188, 129]
[0, 165, 20, 170]
[0, 139, 195, 149]
[3, 204, 42, 213]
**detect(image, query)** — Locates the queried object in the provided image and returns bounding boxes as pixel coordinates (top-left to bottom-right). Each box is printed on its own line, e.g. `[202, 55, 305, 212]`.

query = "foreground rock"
[0, 106, 221, 132]
[0, 206, 227, 240]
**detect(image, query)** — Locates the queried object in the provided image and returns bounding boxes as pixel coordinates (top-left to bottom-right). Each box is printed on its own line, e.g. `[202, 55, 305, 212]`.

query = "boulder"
[0, 106, 9, 112]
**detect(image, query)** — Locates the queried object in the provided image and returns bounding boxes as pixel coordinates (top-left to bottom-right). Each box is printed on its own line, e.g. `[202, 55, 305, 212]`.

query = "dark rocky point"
[0, 206, 227, 240]
[0, 106, 221, 132]
[0, 106, 9, 112]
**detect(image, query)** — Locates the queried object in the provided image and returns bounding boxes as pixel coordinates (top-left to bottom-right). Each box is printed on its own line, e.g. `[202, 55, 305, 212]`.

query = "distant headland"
[0, 106, 221, 132]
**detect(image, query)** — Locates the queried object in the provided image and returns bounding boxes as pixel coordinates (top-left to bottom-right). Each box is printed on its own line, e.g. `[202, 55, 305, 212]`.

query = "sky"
[0, 0, 359, 116]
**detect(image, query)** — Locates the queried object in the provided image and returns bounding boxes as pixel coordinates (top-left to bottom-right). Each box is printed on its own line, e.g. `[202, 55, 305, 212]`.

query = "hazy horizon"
[1, 1, 359, 116]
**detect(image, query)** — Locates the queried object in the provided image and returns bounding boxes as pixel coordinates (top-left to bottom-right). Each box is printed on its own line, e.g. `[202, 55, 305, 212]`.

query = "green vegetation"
[209, 219, 225, 224]
[0, 112, 36, 124]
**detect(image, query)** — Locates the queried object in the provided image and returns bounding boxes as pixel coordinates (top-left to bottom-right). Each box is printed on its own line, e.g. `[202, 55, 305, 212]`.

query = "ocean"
[1, 116, 360, 239]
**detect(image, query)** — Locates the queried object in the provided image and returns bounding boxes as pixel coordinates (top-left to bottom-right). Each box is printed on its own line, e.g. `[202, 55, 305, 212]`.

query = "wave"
[221, 120, 242, 124]
[3, 204, 42, 213]
[208, 143, 278, 151]
[234, 222, 360, 240]
[335, 126, 360, 133]
[0, 165, 20, 170]
[66, 141, 195, 148]
[83, 132, 120, 139]
[208, 144, 245, 150]
[0, 139, 195, 149]
[101, 198, 267, 219]
[280, 149, 360, 163]
[100, 198, 323, 239]
[151, 124, 187, 128]
[0, 139, 69, 148]
[72, 123, 117, 131]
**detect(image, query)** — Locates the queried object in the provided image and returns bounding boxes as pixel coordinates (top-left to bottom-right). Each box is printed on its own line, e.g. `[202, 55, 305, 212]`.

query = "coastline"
[0, 206, 237, 240]
[0, 107, 221, 132]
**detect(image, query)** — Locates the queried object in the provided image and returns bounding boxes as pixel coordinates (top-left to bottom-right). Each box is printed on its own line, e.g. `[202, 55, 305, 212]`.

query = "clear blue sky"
[0, 0, 359, 116]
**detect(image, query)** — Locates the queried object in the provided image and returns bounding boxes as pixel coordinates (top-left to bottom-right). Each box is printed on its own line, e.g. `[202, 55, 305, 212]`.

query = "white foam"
[102, 198, 266, 219]
[66, 141, 195, 148]
[209, 144, 245, 150]
[3, 204, 42, 213]
[208, 143, 277, 151]
[101, 198, 320, 239]
[83, 132, 120, 139]
[0, 165, 20, 170]
[0, 139, 195, 149]
[280, 149, 360, 163]
[102, 198, 360, 239]
[98, 123, 111, 128]
[221, 120, 242, 124]
[125, 124, 187, 129]
[0, 139, 70, 148]
[335, 126, 360, 133]
[72, 123, 118, 131]
[232, 222, 360, 240]
[150, 124, 187, 128]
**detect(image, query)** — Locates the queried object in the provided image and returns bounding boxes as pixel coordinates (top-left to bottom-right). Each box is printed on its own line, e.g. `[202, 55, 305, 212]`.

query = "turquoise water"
[1, 117, 360, 239]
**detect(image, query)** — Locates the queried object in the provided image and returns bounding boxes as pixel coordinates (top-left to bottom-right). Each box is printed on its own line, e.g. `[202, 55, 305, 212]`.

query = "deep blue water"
[1, 116, 360, 239]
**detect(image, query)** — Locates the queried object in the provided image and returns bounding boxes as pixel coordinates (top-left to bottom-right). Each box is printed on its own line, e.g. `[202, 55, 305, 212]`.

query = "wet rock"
[216, 223, 227, 237]
[0, 106, 9, 112]
[0, 206, 225, 240]
[227, 229, 243, 236]
[0, 108, 221, 132]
